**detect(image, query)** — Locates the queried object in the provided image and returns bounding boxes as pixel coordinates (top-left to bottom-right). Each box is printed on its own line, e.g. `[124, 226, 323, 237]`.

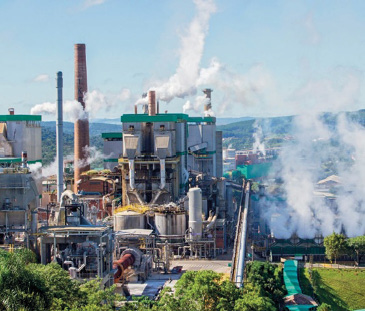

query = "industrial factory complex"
[0, 44, 327, 294]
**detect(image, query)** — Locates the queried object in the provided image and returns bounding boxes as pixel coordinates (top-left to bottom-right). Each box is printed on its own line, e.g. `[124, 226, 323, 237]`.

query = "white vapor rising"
[252, 121, 266, 156]
[30, 88, 132, 121]
[144, 0, 276, 117]
[183, 95, 208, 113]
[76, 146, 111, 169]
[148, 0, 216, 102]
[263, 109, 365, 238]
[31, 100, 86, 122]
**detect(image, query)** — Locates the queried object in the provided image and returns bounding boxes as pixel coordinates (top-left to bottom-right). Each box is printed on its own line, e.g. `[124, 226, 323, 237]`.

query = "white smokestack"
[56, 71, 64, 202]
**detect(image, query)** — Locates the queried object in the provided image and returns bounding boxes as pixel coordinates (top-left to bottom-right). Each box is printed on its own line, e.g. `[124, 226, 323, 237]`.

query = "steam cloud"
[144, 0, 275, 117]
[150, 0, 217, 103]
[30, 88, 131, 122]
[261, 76, 365, 238]
[252, 121, 266, 156]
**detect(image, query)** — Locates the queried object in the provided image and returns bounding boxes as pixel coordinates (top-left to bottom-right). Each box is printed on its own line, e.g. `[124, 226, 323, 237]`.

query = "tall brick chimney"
[74, 44, 90, 192]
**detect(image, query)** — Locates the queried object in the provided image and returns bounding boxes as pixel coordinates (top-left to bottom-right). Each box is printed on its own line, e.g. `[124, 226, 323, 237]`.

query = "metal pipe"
[129, 159, 135, 190]
[113, 253, 135, 281]
[235, 182, 251, 287]
[160, 159, 166, 189]
[21, 151, 28, 168]
[56, 71, 64, 202]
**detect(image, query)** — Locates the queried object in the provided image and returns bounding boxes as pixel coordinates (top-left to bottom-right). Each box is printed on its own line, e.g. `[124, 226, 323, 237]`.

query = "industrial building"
[0, 110, 42, 250]
[0, 43, 242, 290]
[0, 109, 42, 167]
[103, 88, 238, 262]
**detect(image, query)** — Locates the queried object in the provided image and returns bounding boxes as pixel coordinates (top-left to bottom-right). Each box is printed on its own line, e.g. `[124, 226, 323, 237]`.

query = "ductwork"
[160, 159, 166, 189]
[129, 159, 135, 190]
[21, 151, 27, 168]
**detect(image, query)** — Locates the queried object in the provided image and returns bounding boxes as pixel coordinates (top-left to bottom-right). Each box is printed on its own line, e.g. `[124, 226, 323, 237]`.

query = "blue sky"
[0, 0, 364, 120]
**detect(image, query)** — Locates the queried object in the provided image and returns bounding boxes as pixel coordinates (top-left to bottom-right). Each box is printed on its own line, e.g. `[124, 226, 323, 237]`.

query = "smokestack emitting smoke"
[74, 44, 90, 192]
[203, 88, 212, 112]
[56, 72, 64, 202]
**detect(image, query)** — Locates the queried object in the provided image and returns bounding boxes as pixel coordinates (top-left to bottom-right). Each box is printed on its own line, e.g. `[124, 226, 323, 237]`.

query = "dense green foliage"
[324, 232, 348, 263]
[0, 250, 287, 311]
[245, 261, 286, 308]
[0, 249, 122, 311]
[348, 236, 365, 265]
[218, 115, 293, 150]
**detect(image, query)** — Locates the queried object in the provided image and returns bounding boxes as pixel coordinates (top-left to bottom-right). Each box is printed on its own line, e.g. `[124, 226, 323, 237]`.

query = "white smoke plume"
[252, 121, 266, 156]
[76, 145, 111, 169]
[30, 88, 133, 121]
[29, 159, 59, 180]
[150, 0, 216, 103]
[183, 95, 209, 113]
[139, 0, 277, 117]
[31, 100, 86, 122]
[262, 108, 365, 239]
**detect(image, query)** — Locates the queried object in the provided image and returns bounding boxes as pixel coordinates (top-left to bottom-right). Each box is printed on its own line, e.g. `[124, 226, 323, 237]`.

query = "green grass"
[299, 268, 365, 311]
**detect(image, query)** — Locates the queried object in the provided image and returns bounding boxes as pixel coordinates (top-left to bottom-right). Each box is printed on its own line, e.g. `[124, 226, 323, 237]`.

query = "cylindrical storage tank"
[114, 211, 145, 231]
[155, 212, 186, 238]
[188, 187, 203, 240]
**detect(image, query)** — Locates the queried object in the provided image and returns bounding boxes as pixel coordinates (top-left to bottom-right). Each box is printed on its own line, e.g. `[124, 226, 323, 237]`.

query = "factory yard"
[171, 259, 231, 273]
[299, 268, 365, 311]
[118, 259, 232, 298]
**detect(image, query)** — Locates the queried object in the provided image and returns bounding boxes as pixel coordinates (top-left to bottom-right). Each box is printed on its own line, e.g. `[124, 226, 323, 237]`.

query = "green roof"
[284, 260, 302, 296]
[0, 115, 41, 122]
[120, 113, 215, 123]
[0, 158, 42, 164]
[101, 132, 122, 139]
[237, 162, 272, 179]
[286, 306, 317, 311]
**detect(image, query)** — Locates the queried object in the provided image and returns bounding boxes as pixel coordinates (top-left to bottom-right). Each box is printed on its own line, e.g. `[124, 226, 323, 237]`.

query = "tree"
[0, 249, 51, 311]
[317, 302, 332, 311]
[29, 262, 83, 310]
[324, 232, 347, 264]
[234, 286, 276, 311]
[155, 270, 241, 311]
[348, 236, 365, 265]
[245, 261, 286, 307]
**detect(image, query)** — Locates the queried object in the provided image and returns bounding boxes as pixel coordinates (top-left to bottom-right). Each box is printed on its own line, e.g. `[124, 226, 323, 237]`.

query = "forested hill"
[217, 115, 294, 150]
[217, 109, 365, 150]
[42, 122, 121, 166]
[42, 110, 365, 166]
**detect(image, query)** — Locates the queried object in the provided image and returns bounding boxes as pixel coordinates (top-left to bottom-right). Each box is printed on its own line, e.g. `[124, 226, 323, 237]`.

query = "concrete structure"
[102, 133, 123, 170]
[39, 190, 114, 286]
[114, 211, 145, 231]
[0, 168, 39, 248]
[0, 110, 42, 167]
[188, 187, 203, 241]
[74, 44, 90, 193]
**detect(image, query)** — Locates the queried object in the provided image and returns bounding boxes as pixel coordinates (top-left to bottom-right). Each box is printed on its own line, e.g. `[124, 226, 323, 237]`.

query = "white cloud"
[33, 74, 49, 82]
[82, 0, 107, 9]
